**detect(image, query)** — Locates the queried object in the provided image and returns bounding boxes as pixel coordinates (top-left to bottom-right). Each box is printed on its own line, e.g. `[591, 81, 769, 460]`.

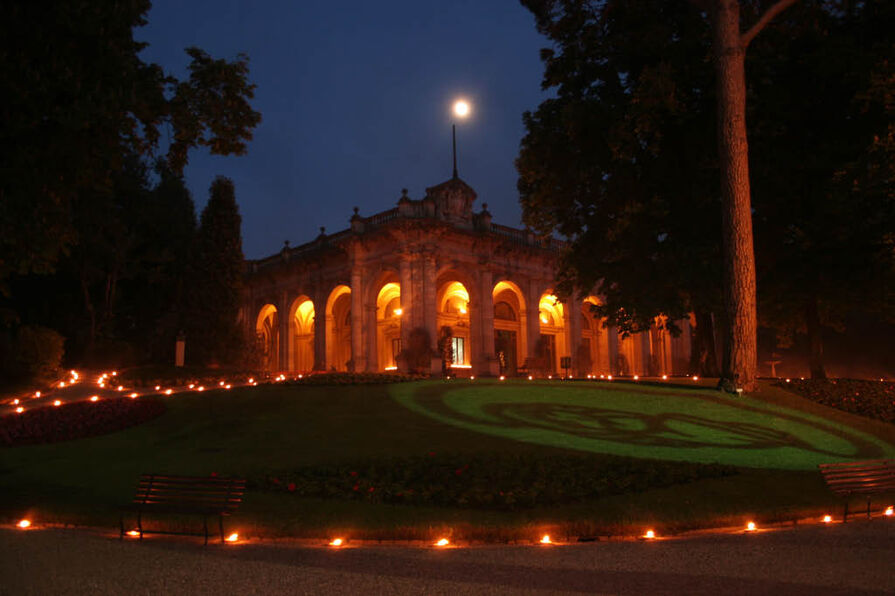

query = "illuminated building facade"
[244, 176, 692, 377]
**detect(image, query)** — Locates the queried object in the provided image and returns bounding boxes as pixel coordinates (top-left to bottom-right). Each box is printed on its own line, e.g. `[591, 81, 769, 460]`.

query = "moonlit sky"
[138, 1, 550, 259]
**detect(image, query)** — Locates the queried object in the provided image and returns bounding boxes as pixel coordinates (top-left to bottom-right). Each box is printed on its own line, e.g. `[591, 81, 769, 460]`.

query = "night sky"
[138, 1, 550, 259]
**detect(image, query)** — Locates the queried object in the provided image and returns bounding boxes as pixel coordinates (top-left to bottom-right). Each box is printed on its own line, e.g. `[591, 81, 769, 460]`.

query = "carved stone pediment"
[426, 177, 477, 226]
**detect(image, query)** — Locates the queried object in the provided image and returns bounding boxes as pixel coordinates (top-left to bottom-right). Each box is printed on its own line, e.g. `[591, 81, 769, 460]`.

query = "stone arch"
[492, 280, 527, 375]
[255, 304, 279, 373]
[375, 281, 402, 370]
[538, 292, 567, 374]
[436, 280, 471, 369]
[288, 295, 315, 372]
[325, 285, 352, 371]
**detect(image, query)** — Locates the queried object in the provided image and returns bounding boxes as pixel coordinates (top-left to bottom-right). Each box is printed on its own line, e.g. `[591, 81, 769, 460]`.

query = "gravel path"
[1, 520, 893, 595]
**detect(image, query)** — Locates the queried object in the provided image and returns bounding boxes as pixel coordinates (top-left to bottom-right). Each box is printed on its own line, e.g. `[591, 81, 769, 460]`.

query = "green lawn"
[1, 379, 892, 540]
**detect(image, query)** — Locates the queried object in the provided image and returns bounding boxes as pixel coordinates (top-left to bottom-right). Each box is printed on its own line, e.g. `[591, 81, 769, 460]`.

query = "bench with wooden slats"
[818, 459, 895, 522]
[120, 474, 246, 545]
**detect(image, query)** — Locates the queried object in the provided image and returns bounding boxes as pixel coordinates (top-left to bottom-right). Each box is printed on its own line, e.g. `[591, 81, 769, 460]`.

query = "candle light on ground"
[435, 538, 450, 547]
[225, 533, 239, 543]
[329, 538, 344, 547]
[539, 534, 552, 544]
[746, 521, 756, 531]
[17, 519, 31, 529]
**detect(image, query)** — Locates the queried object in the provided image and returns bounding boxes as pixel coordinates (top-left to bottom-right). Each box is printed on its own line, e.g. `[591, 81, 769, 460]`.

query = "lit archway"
[255, 304, 279, 373]
[437, 281, 471, 369]
[289, 296, 315, 372]
[492, 281, 526, 375]
[538, 293, 566, 374]
[581, 297, 610, 376]
[376, 282, 401, 370]
[326, 285, 352, 372]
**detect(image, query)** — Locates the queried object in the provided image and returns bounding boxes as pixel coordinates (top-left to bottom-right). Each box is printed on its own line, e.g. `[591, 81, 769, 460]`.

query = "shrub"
[259, 452, 735, 510]
[283, 372, 419, 386]
[0, 397, 166, 447]
[4, 325, 65, 384]
[777, 378, 895, 423]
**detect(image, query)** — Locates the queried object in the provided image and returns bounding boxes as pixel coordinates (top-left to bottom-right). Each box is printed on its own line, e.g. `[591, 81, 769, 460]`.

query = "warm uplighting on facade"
[17, 519, 31, 529]
[53, 400, 61, 407]
[746, 521, 756, 532]
[449, 364, 471, 369]
[225, 533, 239, 542]
[644, 530, 655, 539]
[539, 534, 552, 544]
[458, 305, 467, 314]
[393, 308, 403, 316]
[90, 396, 99, 402]
[435, 538, 450, 547]
[329, 538, 344, 547]
[539, 314, 548, 324]
[822, 515, 832, 523]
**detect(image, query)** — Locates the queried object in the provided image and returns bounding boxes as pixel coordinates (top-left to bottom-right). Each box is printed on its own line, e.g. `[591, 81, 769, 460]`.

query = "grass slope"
[1, 380, 892, 539]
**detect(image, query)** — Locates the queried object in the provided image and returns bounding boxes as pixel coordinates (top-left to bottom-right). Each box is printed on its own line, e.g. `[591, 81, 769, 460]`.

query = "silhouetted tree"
[188, 177, 245, 366]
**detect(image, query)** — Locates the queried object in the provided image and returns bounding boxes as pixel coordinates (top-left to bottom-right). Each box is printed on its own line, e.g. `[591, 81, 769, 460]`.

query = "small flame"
[58, 381, 66, 388]
[528, 375, 533, 380]
[633, 375, 639, 380]
[885, 506, 893, 516]
[34, 391, 41, 398]
[607, 375, 613, 380]
[164, 389, 173, 395]
[13, 399, 19, 405]
[154, 386, 160, 391]
[111, 371, 118, 376]
[662, 375, 668, 380]
[247, 378, 254, 384]
[117, 386, 124, 391]
[17, 519, 31, 529]
[329, 538, 344, 546]
[129, 393, 138, 398]
[823, 515, 832, 523]
[540, 534, 552, 544]
[225, 533, 239, 542]
[16, 406, 24, 413]
[225, 384, 231, 389]
[499, 375, 505, 381]
[90, 396, 99, 402]
[692, 375, 699, 381]
[53, 400, 62, 407]
[435, 538, 450, 547]
[189, 384, 195, 389]
[127, 530, 140, 537]
[197, 386, 205, 392]
[746, 521, 756, 531]
[644, 530, 655, 539]
[219, 381, 225, 386]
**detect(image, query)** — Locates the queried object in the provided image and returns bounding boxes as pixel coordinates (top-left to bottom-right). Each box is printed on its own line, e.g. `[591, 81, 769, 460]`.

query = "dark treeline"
[518, 0, 893, 380]
[0, 1, 261, 384]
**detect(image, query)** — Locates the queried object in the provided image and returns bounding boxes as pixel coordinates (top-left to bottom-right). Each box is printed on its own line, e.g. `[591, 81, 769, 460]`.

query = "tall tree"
[708, 0, 798, 391]
[518, 0, 724, 375]
[189, 177, 245, 367]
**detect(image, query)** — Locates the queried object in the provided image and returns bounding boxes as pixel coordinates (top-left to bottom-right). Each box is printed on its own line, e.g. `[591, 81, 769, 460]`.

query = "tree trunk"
[711, 0, 759, 392]
[805, 294, 827, 379]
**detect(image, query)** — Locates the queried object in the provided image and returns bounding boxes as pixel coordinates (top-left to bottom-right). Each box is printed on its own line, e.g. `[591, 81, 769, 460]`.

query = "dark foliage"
[283, 372, 421, 386]
[260, 452, 735, 510]
[777, 379, 895, 424]
[0, 397, 166, 447]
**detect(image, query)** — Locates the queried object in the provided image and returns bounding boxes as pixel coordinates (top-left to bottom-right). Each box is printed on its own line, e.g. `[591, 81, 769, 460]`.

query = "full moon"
[453, 100, 470, 118]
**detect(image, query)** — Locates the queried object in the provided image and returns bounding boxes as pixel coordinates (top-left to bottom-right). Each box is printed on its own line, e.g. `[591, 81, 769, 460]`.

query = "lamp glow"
[225, 533, 239, 542]
[540, 534, 552, 544]
[822, 515, 832, 523]
[746, 521, 756, 531]
[15, 406, 24, 413]
[453, 100, 470, 118]
[435, 538, 450, 547]
[329, 538, 344, 546]
[90, 396, 99, 402]
[644, 530, 655, 539]
[885, 506, 893, 516]
[53, 400, 61, 407]
[393, 308, 403, 316]
[17, 519, 31, 529]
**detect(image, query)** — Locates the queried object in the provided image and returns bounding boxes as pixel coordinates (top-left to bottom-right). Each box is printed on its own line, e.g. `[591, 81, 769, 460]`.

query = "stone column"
[313, 289, 326, 371]
[423, 254, 438, 349]
[608, 325, 620, 375]
[567, 299, 582, 377]
[525, 280, 541, 365]
[366, 301, 378, 372]
[478, 269, 498, 376]
[641, 331, 653, 376]
[278, 290, 290, 372]
[350, 267, 365, 372]
[399, 255, 413, 352]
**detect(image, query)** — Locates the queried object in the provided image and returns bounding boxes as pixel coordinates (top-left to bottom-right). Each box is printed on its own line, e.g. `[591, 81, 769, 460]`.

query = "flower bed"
[776, 378, 895, 423]
[118, 365, 255, 388]
[0, 397, 166, 447]
[283, 372, 420, 385]
[260, 453, 735, 510]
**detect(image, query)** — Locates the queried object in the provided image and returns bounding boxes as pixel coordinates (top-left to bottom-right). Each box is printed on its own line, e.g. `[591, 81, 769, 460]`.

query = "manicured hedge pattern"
[260, 453, 735, 510]
[777, 379, 895, 423]
[0, 397, 166, 447]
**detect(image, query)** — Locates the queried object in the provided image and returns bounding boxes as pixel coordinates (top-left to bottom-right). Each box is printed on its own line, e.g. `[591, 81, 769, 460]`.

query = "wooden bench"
[818, 459, 895, 522]
[120, 474, 246, 545]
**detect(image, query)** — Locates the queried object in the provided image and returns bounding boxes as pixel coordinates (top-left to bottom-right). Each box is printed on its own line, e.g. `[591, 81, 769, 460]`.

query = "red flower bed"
[777, 379, 895, 424]
[0, 397, 166, 447]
